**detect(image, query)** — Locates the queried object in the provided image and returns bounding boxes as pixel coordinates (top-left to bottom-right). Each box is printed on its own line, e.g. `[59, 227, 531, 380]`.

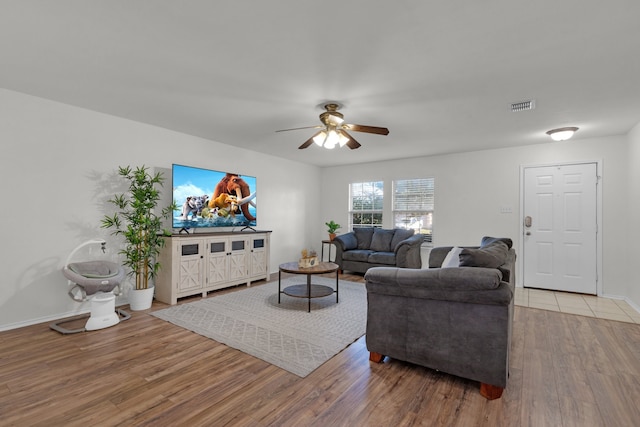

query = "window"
[393, 178, 434, 243]
[349, 181, 383, 229]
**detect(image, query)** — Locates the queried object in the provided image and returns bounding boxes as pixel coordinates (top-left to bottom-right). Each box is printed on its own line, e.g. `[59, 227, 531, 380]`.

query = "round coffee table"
[278, 261, 339, 312]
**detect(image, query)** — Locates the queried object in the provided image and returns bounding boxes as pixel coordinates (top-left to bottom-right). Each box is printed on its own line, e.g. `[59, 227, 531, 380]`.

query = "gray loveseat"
[364, 237, 516, 399]
[333, 227, 424, 274]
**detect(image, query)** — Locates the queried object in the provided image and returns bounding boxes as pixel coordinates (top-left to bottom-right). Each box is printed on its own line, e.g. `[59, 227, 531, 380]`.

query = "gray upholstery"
[459, 241, 509, 268]
[364, 238, 516, 393]
[333, 228, 424, 273]
[429, 243, 513, 283]
[370, 229, 394, 252]
[354, 228, 374, 249]
[62, 261, 126, 296]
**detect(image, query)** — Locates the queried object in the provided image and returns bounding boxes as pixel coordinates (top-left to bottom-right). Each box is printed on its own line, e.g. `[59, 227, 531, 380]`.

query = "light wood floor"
[1, 273, 639, 426]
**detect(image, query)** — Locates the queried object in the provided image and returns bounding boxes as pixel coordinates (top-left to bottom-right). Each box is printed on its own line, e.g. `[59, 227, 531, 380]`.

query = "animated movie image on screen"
[172, 164, 257, 229]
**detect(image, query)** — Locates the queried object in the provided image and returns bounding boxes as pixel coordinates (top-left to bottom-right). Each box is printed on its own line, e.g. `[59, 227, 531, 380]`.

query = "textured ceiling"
[2, 1, 640, 166]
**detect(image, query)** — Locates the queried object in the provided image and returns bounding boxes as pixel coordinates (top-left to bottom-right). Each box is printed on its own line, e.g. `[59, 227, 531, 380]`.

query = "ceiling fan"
[276, 103, 389, 150]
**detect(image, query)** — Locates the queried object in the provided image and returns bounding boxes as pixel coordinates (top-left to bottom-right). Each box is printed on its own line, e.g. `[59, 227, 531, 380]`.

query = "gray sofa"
[333, 227, 424, 274]
[364, 237, 516, 399]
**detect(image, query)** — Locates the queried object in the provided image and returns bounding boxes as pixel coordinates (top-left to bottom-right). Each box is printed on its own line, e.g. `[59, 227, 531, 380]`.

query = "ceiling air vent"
[511, 100, 535, 112]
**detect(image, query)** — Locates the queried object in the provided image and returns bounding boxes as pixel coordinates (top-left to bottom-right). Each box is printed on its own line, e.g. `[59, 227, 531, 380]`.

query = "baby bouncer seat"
[50, 240, 131, 334]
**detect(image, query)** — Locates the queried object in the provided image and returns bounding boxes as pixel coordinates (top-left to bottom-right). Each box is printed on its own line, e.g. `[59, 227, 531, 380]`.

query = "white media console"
[155, 231, 271, 305]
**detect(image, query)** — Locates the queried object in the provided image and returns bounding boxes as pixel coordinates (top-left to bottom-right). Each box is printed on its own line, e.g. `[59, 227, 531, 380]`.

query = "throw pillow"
[370, 229, 395, 252]
[353, 228, 375, 250]
[480, 236, 513, 249]
[390, 228, 415, 250]
[459, 241, 509, 268]
[441, 246, 463, 268]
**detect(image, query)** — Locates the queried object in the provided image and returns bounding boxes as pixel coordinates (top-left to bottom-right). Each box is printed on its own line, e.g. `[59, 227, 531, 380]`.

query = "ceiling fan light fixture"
[312, 128, 347, 149]
[324, 130, 340, 149]
[338, 132, 349, 147]
[328, 114, 344, 125]
[279, 102, 389, 150]
[546, 126, 579, 141]
[313, 130, 327, 146]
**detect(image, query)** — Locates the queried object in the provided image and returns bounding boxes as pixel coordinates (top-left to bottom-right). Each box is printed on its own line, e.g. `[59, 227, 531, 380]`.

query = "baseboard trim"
[0, 301, 130, 332]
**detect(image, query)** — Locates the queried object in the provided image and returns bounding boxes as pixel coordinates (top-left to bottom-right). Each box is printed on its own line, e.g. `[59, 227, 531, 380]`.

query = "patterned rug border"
[152, 277, 367, 377]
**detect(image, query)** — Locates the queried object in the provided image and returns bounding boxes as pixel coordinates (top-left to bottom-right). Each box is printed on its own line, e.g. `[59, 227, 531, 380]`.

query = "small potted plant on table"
[325, 220, 342, 241]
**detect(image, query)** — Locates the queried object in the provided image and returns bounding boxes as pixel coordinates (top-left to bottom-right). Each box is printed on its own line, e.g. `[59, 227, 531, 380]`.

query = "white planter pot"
[128, 285, 155, 311]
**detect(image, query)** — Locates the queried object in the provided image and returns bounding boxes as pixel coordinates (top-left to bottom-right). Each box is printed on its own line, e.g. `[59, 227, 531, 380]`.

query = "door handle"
[524, 216, 532, 228]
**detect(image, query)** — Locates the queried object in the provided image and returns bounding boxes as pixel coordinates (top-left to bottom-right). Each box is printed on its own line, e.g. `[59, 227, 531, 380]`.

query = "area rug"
[152, 277, 367, 377]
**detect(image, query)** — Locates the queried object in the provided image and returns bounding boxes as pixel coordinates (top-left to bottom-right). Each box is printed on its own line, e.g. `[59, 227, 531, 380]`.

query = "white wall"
[320, 135, 632, 302]
[0, 89, 322, 330]
[627, 122, 640, 308]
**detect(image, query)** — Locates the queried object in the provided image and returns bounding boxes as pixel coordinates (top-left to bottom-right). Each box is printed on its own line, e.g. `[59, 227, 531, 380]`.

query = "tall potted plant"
[101, 165, 176, 310]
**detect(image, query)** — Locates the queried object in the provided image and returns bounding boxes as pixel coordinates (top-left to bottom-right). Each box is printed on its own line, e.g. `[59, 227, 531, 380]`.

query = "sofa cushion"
[354, 228, 375, 249]
[441, 246, 463, 268]
[343, 249, 374, 263]
[370, 229, 395, 252]
[368, 251, 396, 265]
[390, 228, 415, 251]
[481, 236, 513, 249]
[459, 241, 509, 268]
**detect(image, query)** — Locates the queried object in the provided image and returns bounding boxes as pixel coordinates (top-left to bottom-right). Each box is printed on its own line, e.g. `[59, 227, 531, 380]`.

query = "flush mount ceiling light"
[546, 127, 579, 141]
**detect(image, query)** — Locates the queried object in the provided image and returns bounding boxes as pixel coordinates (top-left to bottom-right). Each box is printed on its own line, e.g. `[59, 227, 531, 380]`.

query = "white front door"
[522, 163, 598, 294]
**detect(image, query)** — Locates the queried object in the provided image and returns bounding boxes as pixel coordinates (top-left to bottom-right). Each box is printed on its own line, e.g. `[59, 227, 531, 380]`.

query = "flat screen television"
[172, 164, 257, 230]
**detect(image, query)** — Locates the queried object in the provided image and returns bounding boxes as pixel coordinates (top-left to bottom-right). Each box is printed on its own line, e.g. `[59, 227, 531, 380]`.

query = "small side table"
[321, 239, 336, 262]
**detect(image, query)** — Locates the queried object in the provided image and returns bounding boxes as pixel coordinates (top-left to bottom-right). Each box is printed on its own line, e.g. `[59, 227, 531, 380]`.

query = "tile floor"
[514, 287, 640, 324]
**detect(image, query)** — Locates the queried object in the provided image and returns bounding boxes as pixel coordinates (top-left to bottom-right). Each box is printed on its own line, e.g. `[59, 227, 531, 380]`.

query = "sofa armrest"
[393, 233, 424, 252]
[394, 234, 424, 268]
[364, 266, 512, 305]
[499, 249, 517, 285]
[333, 232, 357, 268]
[333, 232, 357, 251]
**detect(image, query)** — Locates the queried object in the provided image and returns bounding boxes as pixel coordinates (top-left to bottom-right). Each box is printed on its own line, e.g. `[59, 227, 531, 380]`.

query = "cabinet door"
[206, 237, 229, 287]
[177, 240, 204, 292]
[228, 236, 249, 281]
[250, 236, 267, 277]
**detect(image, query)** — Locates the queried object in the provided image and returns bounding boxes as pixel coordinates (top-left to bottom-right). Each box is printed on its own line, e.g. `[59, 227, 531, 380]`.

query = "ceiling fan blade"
[298, 132, 321, 149]
[343, 124, 389, 135]
[341, 130, 361, 149]
[276, 125, 322, 133]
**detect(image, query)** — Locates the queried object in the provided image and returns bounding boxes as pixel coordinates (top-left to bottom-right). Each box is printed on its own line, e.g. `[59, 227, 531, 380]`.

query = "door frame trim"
[518, 160, 603, 295]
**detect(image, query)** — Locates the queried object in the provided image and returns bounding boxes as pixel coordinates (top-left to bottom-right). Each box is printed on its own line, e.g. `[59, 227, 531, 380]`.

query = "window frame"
[348, 181, 384, 230]
[392, 177, 434, 243]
